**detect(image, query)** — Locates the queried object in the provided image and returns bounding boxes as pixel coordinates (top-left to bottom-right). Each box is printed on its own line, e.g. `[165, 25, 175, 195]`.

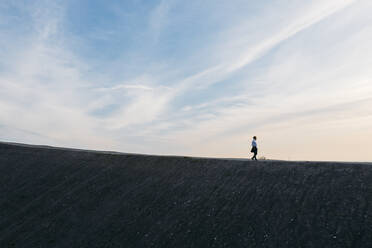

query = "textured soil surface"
[1, 142, 372, 248]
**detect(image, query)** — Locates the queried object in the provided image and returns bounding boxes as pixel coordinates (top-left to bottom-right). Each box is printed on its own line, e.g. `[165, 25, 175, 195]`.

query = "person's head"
[253, 136, 257, 140]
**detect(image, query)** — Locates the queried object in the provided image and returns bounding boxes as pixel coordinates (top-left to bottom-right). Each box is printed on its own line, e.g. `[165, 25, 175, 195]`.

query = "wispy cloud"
[1, 0, 372, 161]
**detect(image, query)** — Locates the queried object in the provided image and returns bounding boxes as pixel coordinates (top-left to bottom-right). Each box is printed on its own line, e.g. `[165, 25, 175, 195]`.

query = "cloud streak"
[1, 0, 372, 161]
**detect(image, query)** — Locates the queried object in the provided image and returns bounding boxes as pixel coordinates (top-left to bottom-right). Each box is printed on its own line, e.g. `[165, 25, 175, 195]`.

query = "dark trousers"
[251, 147, 257, 160]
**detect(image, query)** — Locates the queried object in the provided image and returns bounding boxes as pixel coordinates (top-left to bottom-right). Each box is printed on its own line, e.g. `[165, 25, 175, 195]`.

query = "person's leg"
[254, 150, 258, 160]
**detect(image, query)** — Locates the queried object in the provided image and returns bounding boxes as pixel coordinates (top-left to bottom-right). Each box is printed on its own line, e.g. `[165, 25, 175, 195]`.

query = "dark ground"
[1, 142, 372, 248]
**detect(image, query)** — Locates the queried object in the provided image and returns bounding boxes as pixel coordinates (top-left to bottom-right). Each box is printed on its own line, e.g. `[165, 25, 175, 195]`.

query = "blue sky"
[1, 0, 372, 161]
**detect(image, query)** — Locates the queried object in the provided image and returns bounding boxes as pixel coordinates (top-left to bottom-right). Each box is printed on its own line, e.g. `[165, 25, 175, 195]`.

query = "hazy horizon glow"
[1, 0, 372, 161]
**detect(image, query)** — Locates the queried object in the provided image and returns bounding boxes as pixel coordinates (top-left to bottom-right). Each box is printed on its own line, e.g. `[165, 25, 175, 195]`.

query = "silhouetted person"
[251, 136, 258, 160]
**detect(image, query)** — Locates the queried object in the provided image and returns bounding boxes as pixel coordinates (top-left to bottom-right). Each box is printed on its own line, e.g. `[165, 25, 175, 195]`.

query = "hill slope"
[1, 142, 372, 247]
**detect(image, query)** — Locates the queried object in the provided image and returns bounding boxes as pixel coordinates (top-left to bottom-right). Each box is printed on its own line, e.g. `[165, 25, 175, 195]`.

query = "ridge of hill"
[1, 141, 372, 247]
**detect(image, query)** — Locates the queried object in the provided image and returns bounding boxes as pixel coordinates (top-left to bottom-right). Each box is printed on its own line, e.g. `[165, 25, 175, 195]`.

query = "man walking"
[251, 136, 258, 160]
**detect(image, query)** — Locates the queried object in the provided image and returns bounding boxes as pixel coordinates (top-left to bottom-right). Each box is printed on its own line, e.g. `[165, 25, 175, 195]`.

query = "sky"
[1, 0, 372, 161]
